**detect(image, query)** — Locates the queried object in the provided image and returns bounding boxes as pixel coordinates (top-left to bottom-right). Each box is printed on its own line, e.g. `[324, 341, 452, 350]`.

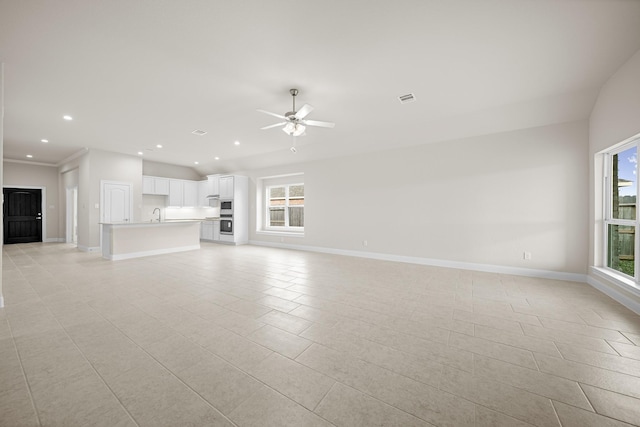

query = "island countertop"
[101, 221, 201, 260]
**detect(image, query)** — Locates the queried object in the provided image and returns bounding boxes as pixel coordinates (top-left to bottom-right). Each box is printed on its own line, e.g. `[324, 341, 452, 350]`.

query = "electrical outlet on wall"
[362, 240, 368, 247]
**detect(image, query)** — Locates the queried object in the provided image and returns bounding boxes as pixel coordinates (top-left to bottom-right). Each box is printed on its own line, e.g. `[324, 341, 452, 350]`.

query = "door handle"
[36, 216, 42, 220]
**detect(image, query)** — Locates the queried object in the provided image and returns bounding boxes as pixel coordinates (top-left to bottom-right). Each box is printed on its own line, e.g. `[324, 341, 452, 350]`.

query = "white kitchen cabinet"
[219, 175, 234, 199]
[200, 221, 214, 240]
[168, 179, 198, 207]
[213, 220, 220, 241]
[142, 176, 170, 195]
[183, 181, 198, 207]
[208, 175, 220, 197]
[197, 180, 208, 207]
[168, 180, 183, 206]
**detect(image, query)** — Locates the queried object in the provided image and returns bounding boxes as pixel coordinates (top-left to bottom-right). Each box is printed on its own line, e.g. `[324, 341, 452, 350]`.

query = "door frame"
[66, 186, 78, 244]
[2, 185, 47, 243]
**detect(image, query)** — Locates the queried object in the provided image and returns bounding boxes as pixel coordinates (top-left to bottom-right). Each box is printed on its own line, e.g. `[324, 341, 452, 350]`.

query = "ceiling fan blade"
[261, 122, 286, 130]
[257, 109, 287, 120]
[294, 104, 314, 119]
[302, 119, 335, 128]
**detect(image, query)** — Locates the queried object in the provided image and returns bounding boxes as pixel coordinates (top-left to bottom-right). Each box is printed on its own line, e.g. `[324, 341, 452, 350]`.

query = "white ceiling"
[2, 0, 640, 174]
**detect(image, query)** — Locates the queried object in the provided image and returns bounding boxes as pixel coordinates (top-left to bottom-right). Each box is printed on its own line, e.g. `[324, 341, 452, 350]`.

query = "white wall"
[243, 121, 589, 276]
[589, 48, 640, 311]
[58, 149, 143, 250]
[143, 160, 201, 180]
[3, 162, 60, 240]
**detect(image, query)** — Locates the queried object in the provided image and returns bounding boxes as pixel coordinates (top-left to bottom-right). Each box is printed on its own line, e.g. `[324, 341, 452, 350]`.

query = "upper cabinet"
[142, 176, 170, 195]
[219, 175, 234, 199]
[168, 179, 198, 207]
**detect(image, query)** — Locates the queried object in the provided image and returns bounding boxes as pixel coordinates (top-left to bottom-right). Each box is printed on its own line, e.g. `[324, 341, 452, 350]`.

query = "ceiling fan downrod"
[290, 88, 298, 113]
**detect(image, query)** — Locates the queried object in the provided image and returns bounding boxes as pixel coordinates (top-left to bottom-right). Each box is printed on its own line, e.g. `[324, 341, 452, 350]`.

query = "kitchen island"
[100, 220, 201, 260]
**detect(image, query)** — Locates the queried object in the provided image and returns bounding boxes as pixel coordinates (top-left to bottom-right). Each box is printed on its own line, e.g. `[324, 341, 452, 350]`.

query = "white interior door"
[102, 181, 132, 223]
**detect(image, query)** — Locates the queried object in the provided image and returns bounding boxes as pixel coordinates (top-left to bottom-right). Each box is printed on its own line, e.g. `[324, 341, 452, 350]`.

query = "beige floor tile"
[5, 243, 640, 426]
[315, 382, 431, 426]
[474, 324, 561, 357]
[410, 310, 474, 335]
[449, 331, 538, 369]
[440, 365, 560, 427]
[247, 352, 335, 410]
[176, 355, 262, 414]
[622, 332, 640, 346]
[225, 299, 273, 319]
[540, 317, 632, 343]
[255, 310, 312, 335]
[512, 304, 587, 324]
[211, 310, 266, 336]
[553, 400, 636, 427]
[581, 384, 640, 425]
[301, 323, 443, 387]
[522, 323, 618, 354]
[473, 354, 592, 409]
[203, 327, 273, 371]
[475, 405, 537, 427]
[556, 342, 640, 377]
[339, 317, 474, 372]
[610, 341, 640, 361]
[144, 333, 216, 373]
[29, 369, 134, 427]
[228, 384, 332, 427]
[454, 309, 524, 333]
[579, 311, 640, 335]
[0, 384, 40, 427]
[255, 295, 301, 313]
[535, 353, 640, 399]
[296, 343, 475, 427]
[263, 286, 303, 301]
[248, 324, 312, 359]
[287, 304, 345, 327]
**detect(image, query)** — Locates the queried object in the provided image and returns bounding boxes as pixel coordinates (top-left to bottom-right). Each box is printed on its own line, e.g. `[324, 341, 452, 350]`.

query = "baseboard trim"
[77, 245, 101, 253]
[248, 240, 587, 283]
[104, 244, 201, 261]
[588, 271, 640, 315]
[44, 238, 65, 243]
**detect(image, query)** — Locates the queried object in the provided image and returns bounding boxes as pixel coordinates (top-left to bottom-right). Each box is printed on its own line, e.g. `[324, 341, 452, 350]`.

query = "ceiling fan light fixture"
[283, 122, 306, 136]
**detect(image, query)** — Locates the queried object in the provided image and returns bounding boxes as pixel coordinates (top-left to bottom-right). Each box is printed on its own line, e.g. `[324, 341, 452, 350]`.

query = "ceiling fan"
[257, 89, 335, 140]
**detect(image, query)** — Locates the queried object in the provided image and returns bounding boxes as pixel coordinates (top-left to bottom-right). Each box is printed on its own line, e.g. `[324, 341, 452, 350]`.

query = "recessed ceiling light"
[214, 156, 220, 160]
[234, 140, 240, 146]
[26, 154, 33, 158]
[156, 144, 163, 148]
[194, 161, 199, 165]
[63, 115, 73, 121]
[192, 129, 207, 136]
[137, 151, 143, 155]
[41, 139, 49, 143]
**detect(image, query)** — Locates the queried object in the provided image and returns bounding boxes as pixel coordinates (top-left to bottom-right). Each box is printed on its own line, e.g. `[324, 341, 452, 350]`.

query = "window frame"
[603, 141, 639, 281]
[255, 172, 308, 237]
[264, 182, 305, 233]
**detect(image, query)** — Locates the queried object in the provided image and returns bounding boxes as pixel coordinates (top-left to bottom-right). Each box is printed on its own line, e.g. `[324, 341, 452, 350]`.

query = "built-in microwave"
[220, 200, 233, 215]
[220, 218, 233, 235]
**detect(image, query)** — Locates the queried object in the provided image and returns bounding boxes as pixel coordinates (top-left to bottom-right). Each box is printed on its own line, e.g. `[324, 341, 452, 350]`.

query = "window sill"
[257, 230, 305, 237]
[591, 266, 640, 296]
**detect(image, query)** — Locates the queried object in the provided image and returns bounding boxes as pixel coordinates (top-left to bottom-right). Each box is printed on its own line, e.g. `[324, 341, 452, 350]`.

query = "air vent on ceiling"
[191, 129, 207, 136]
[398, 93, 416, 104]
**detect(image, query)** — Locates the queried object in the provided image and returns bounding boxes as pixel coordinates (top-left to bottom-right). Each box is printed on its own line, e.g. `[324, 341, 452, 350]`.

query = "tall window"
[267, 183, 304, 230]
[605, 143, 638, 279]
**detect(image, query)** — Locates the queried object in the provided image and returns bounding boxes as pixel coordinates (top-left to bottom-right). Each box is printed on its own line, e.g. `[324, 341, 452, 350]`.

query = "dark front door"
[3, 188, 43, 244]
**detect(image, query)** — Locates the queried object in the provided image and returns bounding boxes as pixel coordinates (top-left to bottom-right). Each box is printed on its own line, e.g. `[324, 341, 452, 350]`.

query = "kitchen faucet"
[153, 208, 161, 222]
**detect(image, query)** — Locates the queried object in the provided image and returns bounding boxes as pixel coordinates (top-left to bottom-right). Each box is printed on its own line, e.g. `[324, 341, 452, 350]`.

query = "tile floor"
[1, 242, 640, 426]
